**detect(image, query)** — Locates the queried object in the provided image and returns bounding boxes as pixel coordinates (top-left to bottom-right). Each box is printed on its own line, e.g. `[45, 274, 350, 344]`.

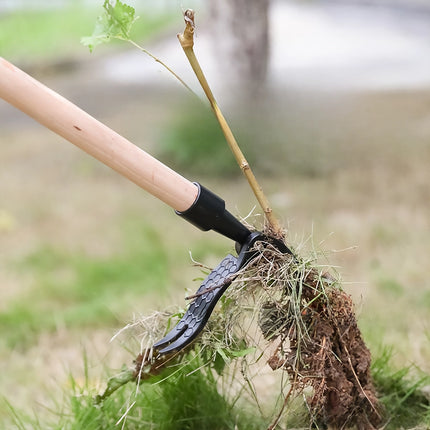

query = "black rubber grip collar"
[176, 183, 251, 245]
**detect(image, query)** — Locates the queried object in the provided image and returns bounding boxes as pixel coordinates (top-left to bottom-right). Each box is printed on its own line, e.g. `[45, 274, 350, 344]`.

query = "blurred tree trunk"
[209, 0, 270, 94]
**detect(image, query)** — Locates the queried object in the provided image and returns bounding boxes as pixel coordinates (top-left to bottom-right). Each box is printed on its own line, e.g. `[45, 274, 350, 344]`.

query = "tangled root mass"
[247, 241, 382, 429]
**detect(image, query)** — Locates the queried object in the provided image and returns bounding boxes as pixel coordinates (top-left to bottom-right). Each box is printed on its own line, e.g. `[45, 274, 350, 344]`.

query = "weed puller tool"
[0, 58, 292, 354]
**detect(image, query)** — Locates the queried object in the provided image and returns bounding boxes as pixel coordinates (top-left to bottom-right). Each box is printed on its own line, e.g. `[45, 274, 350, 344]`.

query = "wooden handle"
[0, 58, 198, 212]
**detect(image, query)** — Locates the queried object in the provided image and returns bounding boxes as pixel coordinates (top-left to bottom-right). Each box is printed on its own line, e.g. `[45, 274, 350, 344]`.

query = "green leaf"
[213, 349, 228, 375]
[213, 356, 226, 375]
[81, 0, 139, 52]
[211, 346, 256, 376]
[228, 346, 256, 358]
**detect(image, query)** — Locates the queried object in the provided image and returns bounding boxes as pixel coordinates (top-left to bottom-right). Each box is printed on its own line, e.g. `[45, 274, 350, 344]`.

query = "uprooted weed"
[227, 241, 383, 428]
[114, 235, 383, 429]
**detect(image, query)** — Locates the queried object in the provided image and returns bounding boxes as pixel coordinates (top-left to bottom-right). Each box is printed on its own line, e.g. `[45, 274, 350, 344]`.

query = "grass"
[7, 260, 430, 429]
[0, 221, 168, 350]
[372, 347, 430, 429]
[7, 353, 267, 430]
[0, 4, 175, 63]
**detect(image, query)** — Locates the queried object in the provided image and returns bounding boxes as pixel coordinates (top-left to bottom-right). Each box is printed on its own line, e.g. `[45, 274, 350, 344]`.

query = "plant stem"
[125, 38, 197, 96]
[177, 10, 283, 238]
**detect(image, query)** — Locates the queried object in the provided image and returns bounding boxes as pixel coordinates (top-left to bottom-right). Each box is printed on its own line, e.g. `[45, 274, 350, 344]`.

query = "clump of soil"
[242, 241, 383, 429]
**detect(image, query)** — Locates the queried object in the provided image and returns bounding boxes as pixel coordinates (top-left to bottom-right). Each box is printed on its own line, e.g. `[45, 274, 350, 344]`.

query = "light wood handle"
[0, 58, 198, 212]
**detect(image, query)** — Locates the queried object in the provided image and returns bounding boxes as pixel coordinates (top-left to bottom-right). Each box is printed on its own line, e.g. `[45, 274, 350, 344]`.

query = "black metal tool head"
[153, 231, 292, 355]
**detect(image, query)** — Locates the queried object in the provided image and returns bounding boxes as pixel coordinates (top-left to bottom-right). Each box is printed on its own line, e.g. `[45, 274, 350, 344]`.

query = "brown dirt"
[262, 261, 383, 429]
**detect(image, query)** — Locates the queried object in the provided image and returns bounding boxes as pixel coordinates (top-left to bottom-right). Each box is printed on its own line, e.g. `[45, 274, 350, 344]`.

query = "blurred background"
[1, 0, 430, 424]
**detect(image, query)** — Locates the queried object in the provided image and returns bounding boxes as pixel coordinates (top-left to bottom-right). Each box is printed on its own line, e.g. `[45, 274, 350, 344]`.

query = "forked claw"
[153, 253, 241, 354]
[153, 232, 292, 355]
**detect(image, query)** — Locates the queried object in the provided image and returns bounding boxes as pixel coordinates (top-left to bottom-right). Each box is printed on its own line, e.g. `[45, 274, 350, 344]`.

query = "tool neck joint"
[176, 183, 251, 245]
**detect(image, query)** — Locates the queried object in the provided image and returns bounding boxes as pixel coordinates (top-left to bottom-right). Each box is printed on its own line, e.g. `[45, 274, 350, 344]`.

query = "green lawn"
[0, 221, 168, 350]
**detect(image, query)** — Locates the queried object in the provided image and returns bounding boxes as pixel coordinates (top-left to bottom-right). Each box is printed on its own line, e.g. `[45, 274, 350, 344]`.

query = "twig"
[177, 10, 283, 238]
[125, 38, 196, 96]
